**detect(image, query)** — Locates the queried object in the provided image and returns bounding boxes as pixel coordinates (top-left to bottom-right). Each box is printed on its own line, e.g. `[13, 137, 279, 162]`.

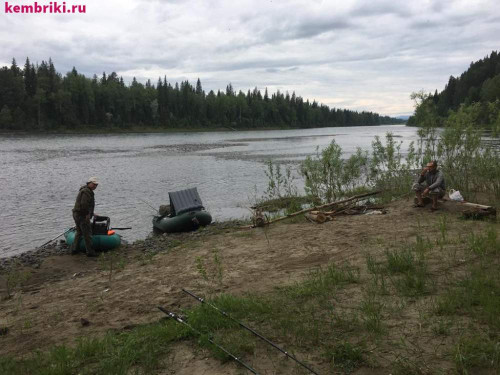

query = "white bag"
[449, 189, 464, 202]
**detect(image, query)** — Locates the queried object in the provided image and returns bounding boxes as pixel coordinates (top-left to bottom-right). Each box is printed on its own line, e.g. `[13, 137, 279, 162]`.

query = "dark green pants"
[71, 212, 94, 254]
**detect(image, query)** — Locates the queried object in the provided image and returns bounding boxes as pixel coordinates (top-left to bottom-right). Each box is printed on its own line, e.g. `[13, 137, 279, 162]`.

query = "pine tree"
[10, 58, 21, 77]
[196, 78, 204, 96]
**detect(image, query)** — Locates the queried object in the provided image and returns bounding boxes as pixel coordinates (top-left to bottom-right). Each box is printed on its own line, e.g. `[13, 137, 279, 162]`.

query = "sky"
[1, 0, 499, 117]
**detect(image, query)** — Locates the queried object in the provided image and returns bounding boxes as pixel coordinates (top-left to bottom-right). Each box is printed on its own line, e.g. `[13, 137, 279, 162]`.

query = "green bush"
[300, 140, 368, 202]
[262, 92, 500, 206]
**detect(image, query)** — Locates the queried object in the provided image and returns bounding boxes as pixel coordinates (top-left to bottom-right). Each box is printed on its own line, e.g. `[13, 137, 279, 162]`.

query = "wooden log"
[315, 212, 327, 223]
[462, 208, 496, 220]
[262, 190, 381, 226]
[324, 203, 357, 216]
[304, 212, 327, 224]
[458, 201, 494, 210]
[365, 205, 386, 210]
[253, 208, 266, 227]
[450, 200, 496, 217]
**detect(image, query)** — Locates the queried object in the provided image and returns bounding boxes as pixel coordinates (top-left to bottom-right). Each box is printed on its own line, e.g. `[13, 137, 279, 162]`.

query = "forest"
[408, 50, 500, 127]
[0, 58, 404, 132]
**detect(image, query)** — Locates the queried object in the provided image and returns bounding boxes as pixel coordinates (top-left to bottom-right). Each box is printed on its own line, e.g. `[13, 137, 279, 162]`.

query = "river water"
[0, 125, 419, 257]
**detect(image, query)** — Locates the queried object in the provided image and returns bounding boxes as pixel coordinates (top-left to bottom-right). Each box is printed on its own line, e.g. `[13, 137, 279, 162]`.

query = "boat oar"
[157, 307, 259, 374]
[182, 289, 319, 375]
[110, 227, 132, 230]
[36, 226, 75, 250]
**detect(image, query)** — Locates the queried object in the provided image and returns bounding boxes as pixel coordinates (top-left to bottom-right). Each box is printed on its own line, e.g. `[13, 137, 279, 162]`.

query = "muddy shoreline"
[0, 220, 248, 271]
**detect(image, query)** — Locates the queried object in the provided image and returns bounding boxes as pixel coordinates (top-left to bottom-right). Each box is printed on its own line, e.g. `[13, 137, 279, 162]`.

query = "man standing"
[70, 177, 99, 256]
[412, 161, 446, 211]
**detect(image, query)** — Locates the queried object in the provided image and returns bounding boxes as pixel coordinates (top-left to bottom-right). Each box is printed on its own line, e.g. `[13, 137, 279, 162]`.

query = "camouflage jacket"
[73, 185, 95, 217]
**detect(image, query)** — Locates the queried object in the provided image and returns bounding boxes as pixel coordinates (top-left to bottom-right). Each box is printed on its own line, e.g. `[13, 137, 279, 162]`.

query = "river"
[0, 125, 419, 257]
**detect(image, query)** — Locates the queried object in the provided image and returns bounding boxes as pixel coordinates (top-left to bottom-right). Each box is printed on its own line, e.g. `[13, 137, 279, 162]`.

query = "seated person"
[412, 160, 446, 210]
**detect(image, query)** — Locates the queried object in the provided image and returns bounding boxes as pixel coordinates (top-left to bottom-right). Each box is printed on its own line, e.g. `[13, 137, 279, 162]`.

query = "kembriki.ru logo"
[4, 1, 86, 14]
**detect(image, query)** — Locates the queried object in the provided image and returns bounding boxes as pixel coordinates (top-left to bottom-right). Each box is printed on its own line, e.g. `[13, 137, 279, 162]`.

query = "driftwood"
[323, 204, 356, 216]
[255, 190, 381, 227]
[253, 208, 266, 227]
[445, 199, 497, 219]
[303, 203, 387, 223]
[322, 204, 385, 216]
[304, 212, 328, 223]
[458, 201, 494, 210]
[459, 201, 496, 220]
[462, 209, 496, 220]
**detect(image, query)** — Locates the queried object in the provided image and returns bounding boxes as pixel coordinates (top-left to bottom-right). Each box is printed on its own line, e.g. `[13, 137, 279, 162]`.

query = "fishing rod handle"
[158, 306, 180, 322]
[182, 288, 204, 302]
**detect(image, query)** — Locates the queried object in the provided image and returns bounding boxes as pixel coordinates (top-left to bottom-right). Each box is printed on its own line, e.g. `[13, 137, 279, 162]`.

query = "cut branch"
[261, 190, 381, 226]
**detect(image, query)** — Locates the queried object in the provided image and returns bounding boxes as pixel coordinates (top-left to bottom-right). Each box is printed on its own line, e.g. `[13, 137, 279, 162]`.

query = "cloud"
[1, 0, 499, 116]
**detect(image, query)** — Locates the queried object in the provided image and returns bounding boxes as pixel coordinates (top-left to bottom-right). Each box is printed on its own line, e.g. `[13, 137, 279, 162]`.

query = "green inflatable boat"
[64, 228, 121, 251]
[64, 216, 121, 251]
[153, 187, 212, 233]
[153, 210, 212, 233]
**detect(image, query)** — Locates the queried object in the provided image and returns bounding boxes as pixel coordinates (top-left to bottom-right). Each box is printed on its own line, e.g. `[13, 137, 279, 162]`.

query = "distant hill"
[408, 51, 500, 126]
[435, 50, 500, 115]
[395, 115, 410, 121]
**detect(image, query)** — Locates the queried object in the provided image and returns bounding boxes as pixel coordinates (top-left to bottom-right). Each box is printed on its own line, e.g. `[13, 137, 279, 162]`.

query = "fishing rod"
[182, 289, 319, 375]
[138, 198, 159, 213]
[36, 226, 75, 250]
[157, 306, 259, 375]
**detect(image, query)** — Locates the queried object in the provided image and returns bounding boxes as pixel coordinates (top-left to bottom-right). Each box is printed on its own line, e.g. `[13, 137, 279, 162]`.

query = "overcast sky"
[1, 0, 499, 116]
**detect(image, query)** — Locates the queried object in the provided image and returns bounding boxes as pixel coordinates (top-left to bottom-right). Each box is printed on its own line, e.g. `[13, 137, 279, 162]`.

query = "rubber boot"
[70, 245, 80, 255]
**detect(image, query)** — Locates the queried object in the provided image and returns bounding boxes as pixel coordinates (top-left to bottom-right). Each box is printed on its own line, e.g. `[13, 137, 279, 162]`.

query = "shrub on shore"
[261, 93, 500, 210]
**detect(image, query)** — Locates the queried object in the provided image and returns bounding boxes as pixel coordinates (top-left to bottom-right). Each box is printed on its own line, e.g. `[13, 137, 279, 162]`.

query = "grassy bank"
[1, 211, 498, 374]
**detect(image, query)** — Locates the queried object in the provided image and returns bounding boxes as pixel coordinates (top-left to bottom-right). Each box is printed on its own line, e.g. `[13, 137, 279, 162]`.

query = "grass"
[435, 266, 500, 330]
[390, 356, 429, 375]
[2, 217, 499, 374]
[454, 334, 500, 373]
[281, 262, 359, 300]
[430, 318, 453, 336]
[360, 292, 384, 334]
[366, 235, 432, 297]
[0, 320, 186, 374]
[322, 341, 366, 373]
[253, 195, 314, 213]
[3, 263, 31, 300]
[435, 225, 500, 330]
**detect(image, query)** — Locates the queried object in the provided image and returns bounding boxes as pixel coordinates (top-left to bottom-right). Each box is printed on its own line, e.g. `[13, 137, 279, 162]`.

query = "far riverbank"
[0, 122, 405, 136]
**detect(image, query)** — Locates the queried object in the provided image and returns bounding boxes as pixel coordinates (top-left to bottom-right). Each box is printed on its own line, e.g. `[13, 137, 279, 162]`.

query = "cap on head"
[87, 177, 99, 185]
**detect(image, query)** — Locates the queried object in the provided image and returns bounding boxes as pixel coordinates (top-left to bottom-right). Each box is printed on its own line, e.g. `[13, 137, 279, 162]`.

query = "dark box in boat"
[92, 215, 110, 235]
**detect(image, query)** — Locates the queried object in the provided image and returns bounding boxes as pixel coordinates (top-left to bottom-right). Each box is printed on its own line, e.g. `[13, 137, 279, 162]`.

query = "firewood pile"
[251, 191, 383, 227]
[305, 204, 386, 223]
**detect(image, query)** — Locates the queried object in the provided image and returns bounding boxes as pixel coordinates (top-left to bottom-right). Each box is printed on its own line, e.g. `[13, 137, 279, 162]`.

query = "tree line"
[0, 58, 404, 131]
[408, 50, 500, 127]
